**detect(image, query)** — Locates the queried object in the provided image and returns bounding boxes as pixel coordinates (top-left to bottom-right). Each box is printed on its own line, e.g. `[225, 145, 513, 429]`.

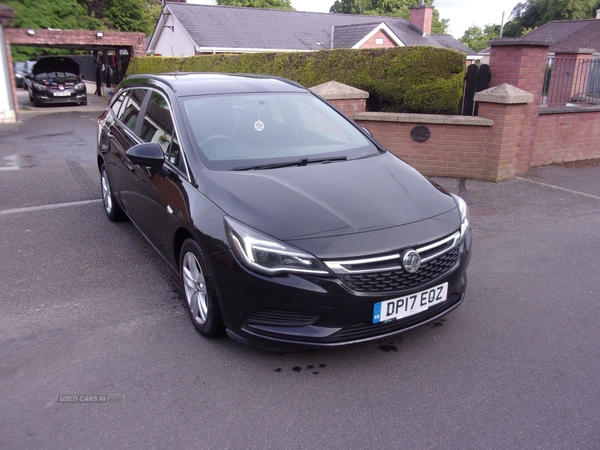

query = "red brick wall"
[359, 30, 397, 49]
[352, 106, 600, 181]
[354, 117, 493, 179]
[532, 109, 600, 165]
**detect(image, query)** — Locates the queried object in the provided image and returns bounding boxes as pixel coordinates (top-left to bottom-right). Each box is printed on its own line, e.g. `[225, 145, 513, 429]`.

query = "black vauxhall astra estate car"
[97, 73, 472, 350]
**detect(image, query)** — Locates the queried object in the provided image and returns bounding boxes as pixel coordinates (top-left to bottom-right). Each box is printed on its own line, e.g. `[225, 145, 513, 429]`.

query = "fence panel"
[542, 56, 600, 106]
[460, 63, 491, 116]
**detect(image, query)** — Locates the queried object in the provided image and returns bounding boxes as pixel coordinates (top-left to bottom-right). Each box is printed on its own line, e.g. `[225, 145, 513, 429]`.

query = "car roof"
[124, 72, 308, 97]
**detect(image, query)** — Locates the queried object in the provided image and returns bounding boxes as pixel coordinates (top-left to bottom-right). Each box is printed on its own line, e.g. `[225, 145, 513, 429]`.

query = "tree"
[216, 0, 294, 9]
[329, 0, 449, 34]
[102, 0, 162, 35]
[3, 0, 103, 30]
[545, 0, 600, 20]
[459, 24, 500, 52]
[503, 0, 600, 37]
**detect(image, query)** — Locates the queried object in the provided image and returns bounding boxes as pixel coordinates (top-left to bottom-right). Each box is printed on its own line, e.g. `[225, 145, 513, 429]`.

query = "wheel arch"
[97, 154, 105, 172]
[173, 227, 195, 273]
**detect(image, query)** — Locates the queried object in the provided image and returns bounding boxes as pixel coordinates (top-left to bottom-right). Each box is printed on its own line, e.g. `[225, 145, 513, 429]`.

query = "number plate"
[373, 283, 448, 323]
[53, 91, 70, 97]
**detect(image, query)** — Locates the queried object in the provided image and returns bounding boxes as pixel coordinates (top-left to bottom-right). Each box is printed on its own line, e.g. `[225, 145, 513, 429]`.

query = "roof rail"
[127, 73, 179, 93]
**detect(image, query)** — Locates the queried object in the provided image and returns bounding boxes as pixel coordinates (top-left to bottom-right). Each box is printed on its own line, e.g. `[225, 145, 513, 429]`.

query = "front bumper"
[213, 229, 472, 350]
[32, 90, 87, 105]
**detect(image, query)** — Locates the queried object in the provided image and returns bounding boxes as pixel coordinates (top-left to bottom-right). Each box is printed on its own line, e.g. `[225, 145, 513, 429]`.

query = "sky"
[186, 0, 521, 39]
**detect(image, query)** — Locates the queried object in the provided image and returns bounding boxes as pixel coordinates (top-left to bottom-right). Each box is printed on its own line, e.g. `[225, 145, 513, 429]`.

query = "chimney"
[409, 5, 434, 35]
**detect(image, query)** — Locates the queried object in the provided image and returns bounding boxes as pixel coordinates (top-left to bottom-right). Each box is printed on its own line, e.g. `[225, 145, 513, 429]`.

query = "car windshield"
[181, 92, 379, 171]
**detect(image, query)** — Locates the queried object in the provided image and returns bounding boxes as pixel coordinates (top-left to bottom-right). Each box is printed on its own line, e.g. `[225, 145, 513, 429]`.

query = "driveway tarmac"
[1, 96, 599, 449]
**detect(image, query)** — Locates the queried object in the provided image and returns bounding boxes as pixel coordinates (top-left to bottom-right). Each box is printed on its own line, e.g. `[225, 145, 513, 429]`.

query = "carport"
[2, 25, 146, 121]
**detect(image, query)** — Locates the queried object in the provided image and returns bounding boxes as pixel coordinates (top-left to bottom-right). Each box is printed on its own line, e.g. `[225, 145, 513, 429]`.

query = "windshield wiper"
[233, 156, 347, 171]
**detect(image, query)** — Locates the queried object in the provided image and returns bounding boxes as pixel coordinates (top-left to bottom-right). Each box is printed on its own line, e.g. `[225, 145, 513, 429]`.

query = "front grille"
[320, 293, 463, 343]
[246, 309, 320, 327]
[340, 247, 459, 293]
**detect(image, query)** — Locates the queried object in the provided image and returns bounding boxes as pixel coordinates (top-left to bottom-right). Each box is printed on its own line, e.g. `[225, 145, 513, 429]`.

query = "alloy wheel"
[182, 252, 208, 325]
[101, 170, 113, 214]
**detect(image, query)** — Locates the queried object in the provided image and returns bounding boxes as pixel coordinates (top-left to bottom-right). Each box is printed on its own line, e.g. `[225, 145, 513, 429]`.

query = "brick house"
[521, 13, 600, 54]
[479, 12, 600, 64]
[147, 3, 477, 62]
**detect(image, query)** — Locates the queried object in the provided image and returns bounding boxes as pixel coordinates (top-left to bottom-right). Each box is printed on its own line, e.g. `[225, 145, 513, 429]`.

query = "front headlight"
[74, 82, 85, 90]
[451, 194, 470, 239]
[224, 216, 331, 276]
[33, 82, 46, 91]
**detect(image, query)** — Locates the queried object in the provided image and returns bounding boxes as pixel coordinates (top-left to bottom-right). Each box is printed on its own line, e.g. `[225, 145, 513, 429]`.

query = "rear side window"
[117, 89, 147, 133]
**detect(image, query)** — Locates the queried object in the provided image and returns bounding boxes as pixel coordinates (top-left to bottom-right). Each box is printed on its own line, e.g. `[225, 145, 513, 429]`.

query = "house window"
[375, 38, 384, 45]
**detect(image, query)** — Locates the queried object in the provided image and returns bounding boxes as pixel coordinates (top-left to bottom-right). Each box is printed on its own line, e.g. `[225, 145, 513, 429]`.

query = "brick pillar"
[409, 6, 433, 35]
[488, 38, 550, 173]
[309, 80, 369, 117]
[475, 84, 534, 181]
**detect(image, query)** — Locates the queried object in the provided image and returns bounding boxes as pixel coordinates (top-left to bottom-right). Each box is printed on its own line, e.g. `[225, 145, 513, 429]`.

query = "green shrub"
[127, 47, 465, 114]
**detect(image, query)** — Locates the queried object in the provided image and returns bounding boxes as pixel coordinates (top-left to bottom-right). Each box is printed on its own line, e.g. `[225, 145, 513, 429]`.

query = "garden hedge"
[127, 47, 465, 114]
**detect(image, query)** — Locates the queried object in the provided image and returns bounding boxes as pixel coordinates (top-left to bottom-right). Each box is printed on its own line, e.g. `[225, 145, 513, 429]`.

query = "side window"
[140, 91, 184, 170]
[110, 91, 127, 118]
[118, 89, 147, 134]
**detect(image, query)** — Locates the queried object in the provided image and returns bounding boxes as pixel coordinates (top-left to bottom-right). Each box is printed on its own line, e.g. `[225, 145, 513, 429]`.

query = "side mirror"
[361, 126, 372, 138]
[126, 142, 165, 168]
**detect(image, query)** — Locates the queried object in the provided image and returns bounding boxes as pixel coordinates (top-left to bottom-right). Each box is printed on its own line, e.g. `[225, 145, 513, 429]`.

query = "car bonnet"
[32, 57, 80, 76]
[198, 152, 458, 242]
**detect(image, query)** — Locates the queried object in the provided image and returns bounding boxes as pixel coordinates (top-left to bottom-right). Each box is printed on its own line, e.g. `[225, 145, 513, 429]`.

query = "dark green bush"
[127, 47, 465, 114]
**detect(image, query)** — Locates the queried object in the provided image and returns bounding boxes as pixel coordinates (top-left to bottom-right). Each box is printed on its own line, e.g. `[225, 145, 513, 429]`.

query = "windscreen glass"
[181, 92, 378, 170]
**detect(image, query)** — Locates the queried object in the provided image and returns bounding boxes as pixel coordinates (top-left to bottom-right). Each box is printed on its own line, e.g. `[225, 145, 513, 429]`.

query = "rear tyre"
[100, 164, 125, 221]
[180, 239, 224, 338]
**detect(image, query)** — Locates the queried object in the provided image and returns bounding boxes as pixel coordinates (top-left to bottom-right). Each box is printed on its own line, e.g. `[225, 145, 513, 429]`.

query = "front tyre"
[180, 239, 224, 338]
[100, 164, 125, 221]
